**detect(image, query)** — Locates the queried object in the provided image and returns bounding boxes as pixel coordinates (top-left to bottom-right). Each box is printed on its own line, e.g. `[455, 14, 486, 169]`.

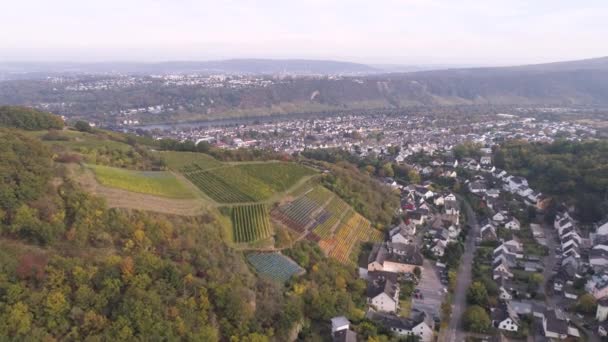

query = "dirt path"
[70, 165, 212, 216]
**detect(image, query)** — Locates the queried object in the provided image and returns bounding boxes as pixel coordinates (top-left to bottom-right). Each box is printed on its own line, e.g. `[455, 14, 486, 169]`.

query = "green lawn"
[89, 164, 195, 199]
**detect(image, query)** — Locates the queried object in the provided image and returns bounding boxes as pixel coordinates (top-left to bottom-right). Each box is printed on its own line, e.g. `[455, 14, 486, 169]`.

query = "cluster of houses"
[345, 212, 437, 342]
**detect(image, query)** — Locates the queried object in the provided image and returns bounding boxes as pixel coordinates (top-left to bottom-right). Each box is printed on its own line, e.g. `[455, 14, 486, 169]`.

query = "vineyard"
[231, 204, 273, 243]
[273, 185, 383, 264]
[239, 163, 315, 192]
[159, 151, 223, 171]
[319, 212, 384, 264]
[180, 161, 315, 204]
[247, 253, 305, 283]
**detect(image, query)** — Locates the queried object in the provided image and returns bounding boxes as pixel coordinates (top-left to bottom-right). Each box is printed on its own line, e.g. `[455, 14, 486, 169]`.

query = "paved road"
[446, 196, 479, 342]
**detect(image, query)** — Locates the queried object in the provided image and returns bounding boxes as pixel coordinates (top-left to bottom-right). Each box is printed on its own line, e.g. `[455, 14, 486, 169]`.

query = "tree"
[407, 170, 421, 184]
[467, 281, 489, 306]
[577, 293, 597, 314]
[527, 273, 544, 293]
[463, 305, 491, 333]
[74, 120, 93, 132]
[413, 266, 421, 279]
[381, 163, 394, 178]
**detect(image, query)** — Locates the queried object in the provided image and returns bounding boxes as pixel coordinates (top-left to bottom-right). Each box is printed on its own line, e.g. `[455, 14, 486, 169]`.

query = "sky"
[1, 0, 608, 66]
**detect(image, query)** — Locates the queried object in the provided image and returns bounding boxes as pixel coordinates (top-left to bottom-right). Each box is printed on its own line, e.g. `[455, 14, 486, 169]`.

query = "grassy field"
[89, 164, 195, 199]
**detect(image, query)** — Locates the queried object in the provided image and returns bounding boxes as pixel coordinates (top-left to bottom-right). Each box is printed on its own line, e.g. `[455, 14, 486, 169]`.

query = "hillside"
[0, 107, 395, 340]
[2, 56, 608, 123]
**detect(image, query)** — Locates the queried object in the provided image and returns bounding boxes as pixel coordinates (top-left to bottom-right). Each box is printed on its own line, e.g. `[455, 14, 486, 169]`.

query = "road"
[446, 196, 480, 342]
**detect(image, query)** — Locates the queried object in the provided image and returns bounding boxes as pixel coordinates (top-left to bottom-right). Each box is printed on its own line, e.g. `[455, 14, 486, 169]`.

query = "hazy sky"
[1, 0, 607, 65]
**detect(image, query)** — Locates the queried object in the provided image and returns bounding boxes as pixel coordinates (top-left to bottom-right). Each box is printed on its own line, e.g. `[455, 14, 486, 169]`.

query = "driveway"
[412, 259, 445, 318]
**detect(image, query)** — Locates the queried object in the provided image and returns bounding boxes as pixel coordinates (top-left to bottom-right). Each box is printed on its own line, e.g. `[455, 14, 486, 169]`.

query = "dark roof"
[367, 310, 432, 331]
[369, 243, 424, 267]
[333, 329, 357, 342]
[367, 274, 398, 299]
[544, 310, 568, 335]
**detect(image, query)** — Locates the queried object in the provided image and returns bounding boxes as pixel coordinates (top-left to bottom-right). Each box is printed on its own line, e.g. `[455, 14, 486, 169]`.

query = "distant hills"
[1, 56, 608, 122]
[0, 59, 381, 77]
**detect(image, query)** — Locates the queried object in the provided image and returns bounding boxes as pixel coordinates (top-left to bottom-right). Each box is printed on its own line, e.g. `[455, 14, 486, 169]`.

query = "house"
[444, 199, 460, 216]
[506, 176, 528, 192]
[510, 300, 533, 316]
[367, 310, 435, 342]
[491, 303, 519, 332]
[596, 297, 608, 322]
[505, 217, 521, 231]
[367, 272, 400, 313]
[486, 188, 501, 198]
[542, 309, 569, 340]
[480, 219, 497, 242]
[333, 329, 357, 342]
[431, 240, 448, 257]
[498, 285, 512, 301]
[468, 180, 487, 194]
[493, 259, 514, 280]
[586, 273, 608, 299]
[494, 239, 524, 259]
[368, 243, 424, 274]
[492, 211, 508, 224]
[331, 316, 350, 334]
[589, 244, 608, 271]
[390, 221, 416, 244]
[595, 221, 608, 244]
[480, 155, 492, 165]
[408, 211, 427, 226]
[599, 321, 608, 337]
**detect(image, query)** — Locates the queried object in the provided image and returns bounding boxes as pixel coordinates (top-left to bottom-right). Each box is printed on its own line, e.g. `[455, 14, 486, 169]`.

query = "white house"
[505, 217, 521, 231]
[331, 316, 350, 334]
[492, 304, 519, 332]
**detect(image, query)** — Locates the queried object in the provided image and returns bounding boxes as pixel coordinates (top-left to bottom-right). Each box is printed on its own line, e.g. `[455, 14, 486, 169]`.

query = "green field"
[182, 161, 315, 204]
[159, 151, 224, 171]
[239, 163, 315, 192]
[231, 204, 273, 243]
[89, 164, 195, 198]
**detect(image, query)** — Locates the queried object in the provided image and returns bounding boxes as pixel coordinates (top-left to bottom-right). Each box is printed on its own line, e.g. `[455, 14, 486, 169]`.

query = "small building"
[597, 297, 608, 322]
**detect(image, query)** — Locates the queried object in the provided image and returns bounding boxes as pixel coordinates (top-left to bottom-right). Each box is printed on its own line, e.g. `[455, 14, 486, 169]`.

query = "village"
[326, 129, 607, 341]
[125, 109, 606, 341]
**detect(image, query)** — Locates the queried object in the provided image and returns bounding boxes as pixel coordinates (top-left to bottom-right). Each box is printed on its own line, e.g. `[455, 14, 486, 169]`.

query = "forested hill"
[2, 56, 608, 123]
[494, 140, 608, 224]
[0, 107, 396, 340]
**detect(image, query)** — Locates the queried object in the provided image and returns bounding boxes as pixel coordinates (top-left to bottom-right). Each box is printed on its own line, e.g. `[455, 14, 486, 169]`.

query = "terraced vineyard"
[231, 204, 273, 243]
[273, 185, 383, 264]
[318, 211, 384, 264]
[247, 253, 305, 283]
[312, 197, 350, 239]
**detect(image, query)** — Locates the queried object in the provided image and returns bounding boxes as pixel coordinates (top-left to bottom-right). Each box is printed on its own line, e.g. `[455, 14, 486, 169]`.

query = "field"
[239, 163, 315, 192]
[159, 151, 223, 171]
[182, 161, 315, 204]
[247, 252, 305, 282]
[231, 204, 273, 243]
[88, 164, 195, 199]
